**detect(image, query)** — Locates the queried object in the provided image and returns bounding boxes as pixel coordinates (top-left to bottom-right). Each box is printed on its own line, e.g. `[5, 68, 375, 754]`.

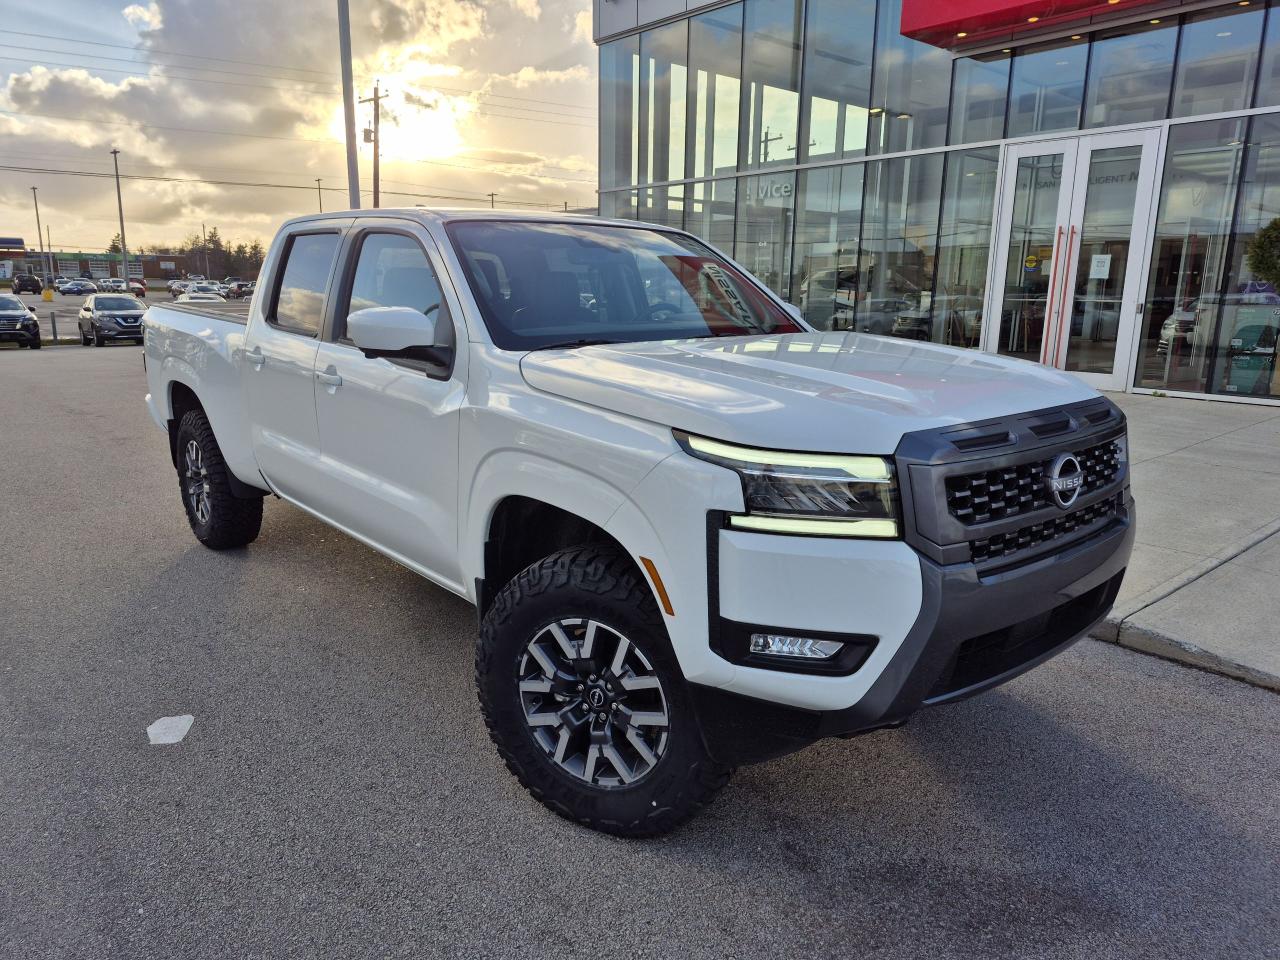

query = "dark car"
[78, 294, 146, 347]
[12, 274, 42, 294]
[60, 280, 97, 296]
[0, 294, 41, 348]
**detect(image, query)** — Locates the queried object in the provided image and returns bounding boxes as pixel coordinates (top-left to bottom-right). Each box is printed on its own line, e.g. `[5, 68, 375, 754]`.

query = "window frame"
[327, 225, 456, 380]
[266, 228, 344, 339]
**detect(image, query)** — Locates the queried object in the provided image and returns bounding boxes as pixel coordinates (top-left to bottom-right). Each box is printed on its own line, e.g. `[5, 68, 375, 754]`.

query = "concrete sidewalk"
[1096, 392, 1280, 690]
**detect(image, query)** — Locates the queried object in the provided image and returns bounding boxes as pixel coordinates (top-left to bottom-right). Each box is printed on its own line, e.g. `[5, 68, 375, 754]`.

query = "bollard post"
[50, 310, 57, 344]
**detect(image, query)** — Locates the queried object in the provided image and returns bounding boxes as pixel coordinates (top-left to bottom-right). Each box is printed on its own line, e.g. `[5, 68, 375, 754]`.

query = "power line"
[4, 29, 337, 79]
[0, 162, 577, 208]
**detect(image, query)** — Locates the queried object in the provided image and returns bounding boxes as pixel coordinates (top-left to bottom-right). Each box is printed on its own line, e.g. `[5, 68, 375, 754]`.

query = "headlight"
[675, 432, 900, 538]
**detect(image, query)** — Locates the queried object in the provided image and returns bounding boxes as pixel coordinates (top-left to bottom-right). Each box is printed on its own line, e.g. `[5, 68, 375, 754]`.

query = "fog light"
[749, 634, 844, 659]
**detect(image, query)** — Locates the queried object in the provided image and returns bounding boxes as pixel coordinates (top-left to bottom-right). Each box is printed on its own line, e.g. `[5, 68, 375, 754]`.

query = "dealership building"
[593, 0, 1280, 403]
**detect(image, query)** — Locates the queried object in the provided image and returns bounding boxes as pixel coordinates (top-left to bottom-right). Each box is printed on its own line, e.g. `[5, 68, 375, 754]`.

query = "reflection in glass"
[1258, 5, 1280, 108]
[950, 53, 1010, 146]
[639, 21, 688, 184]
[866, 0, 950, 154]
[933, 148, 999, 348]
[1135, 119, 1246, 393]
[689, 5, 743, 179]
[790, 165, 865, 329]
[1212, 115, 1280, 399]
[599, 37, 639, 191]
[856, 154, 944, 338]
[1172, 5, 1265, 118]
[1083, 24, 1176, 129]
[685, 179, 737, 251]
[740, 0, 803, 170]
[798, 0, 874, 163]
[599, 190, 639, 221]
[998, 153, 1066, 364]
[1006, 40, 1087, 138]
[1064, 146, 1143, 375]
[638, 184, 686, 229]
[735, 171, 797, 295]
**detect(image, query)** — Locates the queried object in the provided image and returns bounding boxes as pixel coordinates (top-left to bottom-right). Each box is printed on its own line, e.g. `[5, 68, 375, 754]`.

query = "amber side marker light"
[640, 557, 675, 617]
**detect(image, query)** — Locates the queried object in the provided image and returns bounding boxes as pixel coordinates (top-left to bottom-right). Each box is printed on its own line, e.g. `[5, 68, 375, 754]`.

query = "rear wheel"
[174, 409, 263, 550]
[477, 544, 730, 836]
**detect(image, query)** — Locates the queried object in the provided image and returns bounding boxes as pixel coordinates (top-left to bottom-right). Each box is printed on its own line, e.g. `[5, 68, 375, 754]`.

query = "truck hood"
[519, 332, 1100, 454]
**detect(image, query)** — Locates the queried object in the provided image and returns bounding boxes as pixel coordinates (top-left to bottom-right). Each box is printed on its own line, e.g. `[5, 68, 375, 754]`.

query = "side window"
[270, 232, 341, 336]
[341, 232, 446, 340]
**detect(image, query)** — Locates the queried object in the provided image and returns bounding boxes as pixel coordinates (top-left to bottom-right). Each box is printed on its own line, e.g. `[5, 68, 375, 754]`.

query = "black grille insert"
[970, 494, 1123, 564]
[946, 439, 1122, 526]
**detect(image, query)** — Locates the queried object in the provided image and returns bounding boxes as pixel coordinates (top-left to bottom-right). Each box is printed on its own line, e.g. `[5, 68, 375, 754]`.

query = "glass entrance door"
[984, 130, 1161, 390]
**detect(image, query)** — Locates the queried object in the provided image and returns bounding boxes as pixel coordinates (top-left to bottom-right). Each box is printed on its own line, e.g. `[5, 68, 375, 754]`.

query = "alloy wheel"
[183, 439, 212, 525]
[518, 618, 669, 788]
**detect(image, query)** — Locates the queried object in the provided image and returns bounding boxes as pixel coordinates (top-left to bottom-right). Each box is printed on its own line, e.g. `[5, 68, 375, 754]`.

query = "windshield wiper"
[527, 338, 619, 351]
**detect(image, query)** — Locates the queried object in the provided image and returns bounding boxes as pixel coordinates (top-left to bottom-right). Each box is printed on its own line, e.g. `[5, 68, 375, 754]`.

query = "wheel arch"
[165, 378, 264, 499]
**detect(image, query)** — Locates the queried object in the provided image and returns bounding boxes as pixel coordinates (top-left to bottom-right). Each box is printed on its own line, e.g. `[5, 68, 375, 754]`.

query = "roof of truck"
[278, 207, 661, 232]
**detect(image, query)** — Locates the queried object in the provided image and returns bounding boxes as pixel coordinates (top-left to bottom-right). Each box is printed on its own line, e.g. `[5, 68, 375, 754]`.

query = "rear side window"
[271, 232, 340, 336]
[340, 232, 446, 340]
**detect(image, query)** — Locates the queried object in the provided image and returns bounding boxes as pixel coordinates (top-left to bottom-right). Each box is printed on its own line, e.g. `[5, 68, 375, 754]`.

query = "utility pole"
[110, 149, 130, 282]
[201, 222, 211, 278]
[361, 82, 386, 208]
[46, 225, 52, 277]
[316, 178, 323, 212]
[487, 192, 497, 209]
[30, 186, 50, 282]
[337, 0, 361, 210]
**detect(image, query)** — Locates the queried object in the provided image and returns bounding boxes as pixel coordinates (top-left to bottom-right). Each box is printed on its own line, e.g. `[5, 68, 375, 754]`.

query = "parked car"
[12, 274, 43, 294]
[185, 283, 222, 297]
[128, 279, 147, 297]
[78, 294, 147, 346]
[53, 276, 70, 291]
[221, 276, 242, 288]
[227, 280, 256, 299]
[0, 293, 40, 348]
[99, 278, 127, 293]
[176, 291, 227, 302]
[142, 209, 1134, 836]
[168, 280, 189, 298]
[59, 280, 97, 297]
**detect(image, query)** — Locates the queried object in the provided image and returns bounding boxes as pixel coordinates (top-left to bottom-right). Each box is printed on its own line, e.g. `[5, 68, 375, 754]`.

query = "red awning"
[901, 0, 1173, 49]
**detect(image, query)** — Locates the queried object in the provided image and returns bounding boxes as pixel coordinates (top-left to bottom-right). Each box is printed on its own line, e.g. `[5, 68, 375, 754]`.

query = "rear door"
[242, 224, 348, 502]
[308, 220, 467, 590]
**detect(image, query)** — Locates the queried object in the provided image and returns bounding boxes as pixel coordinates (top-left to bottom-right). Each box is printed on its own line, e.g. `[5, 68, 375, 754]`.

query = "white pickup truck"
[143, 210, 1134, 836]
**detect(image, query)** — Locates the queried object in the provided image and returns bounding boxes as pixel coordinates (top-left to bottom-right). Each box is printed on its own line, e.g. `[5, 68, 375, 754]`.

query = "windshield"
[0, 296, 25, 311]
[446, 220, 803, 350]
[97, 296, 141, 310]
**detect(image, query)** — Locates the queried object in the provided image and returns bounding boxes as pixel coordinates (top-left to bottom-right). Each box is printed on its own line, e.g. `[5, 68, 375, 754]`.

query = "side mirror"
[783, 302, 805, 324]
[347, 305, 451, 367]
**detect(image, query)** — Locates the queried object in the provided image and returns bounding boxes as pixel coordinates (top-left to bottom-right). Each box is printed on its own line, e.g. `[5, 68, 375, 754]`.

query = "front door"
[984, 129, 1160, 391]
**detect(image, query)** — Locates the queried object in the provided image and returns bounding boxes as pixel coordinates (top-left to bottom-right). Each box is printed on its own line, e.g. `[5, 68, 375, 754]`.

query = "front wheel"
[29, 338, 40, 350]
[174, 409, 263, 550]
[477, 545, 730, 836]
[92, 327, 104, 347]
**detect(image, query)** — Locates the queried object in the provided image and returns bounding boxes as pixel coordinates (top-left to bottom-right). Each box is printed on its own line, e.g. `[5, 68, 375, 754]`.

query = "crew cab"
[142, 210, 1135, 836]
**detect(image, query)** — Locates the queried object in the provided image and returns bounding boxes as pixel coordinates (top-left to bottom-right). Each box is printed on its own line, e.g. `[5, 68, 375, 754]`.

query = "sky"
[0, 0, 598, 254]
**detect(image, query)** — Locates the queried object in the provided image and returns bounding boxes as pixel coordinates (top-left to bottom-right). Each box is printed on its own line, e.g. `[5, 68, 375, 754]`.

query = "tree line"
[107, 228, 266, 278]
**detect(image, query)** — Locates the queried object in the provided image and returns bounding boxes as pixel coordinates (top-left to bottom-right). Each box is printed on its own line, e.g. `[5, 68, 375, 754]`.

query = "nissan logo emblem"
[1047, 453, 1084, 509]
[587, 688, 606, 708]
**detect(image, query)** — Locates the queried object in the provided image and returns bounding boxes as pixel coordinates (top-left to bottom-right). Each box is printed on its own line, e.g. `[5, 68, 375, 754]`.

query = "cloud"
[122, 2, 162, 30]
[573, 9, 592, 45]
[0, 0, 599, 250]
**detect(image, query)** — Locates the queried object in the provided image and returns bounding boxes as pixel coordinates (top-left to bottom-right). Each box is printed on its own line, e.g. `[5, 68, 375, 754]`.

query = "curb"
[1092, 517, 1280, 693]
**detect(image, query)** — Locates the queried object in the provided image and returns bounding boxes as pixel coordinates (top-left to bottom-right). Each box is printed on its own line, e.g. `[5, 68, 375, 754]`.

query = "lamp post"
[337, 0, 361, 209]
[316, 178, 323, 212]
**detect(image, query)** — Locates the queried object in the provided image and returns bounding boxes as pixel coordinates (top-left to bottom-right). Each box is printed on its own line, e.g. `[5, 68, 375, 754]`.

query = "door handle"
[315, 367, 343, 387]
[245, 346, 265, 368]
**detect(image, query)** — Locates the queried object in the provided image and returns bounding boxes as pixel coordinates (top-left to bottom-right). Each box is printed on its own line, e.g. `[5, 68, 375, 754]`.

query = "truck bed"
[157, 300, 252, 325]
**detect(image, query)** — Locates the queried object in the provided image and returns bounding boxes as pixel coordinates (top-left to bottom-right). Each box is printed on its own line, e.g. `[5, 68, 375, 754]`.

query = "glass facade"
[600, 0, 1280, 402]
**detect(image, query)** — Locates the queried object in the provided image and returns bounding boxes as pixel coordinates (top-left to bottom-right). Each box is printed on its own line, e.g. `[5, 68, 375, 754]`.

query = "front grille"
[946, 439, 1121, 526]
[0, 320, 23, 331]
[970, 494, 1123, 564]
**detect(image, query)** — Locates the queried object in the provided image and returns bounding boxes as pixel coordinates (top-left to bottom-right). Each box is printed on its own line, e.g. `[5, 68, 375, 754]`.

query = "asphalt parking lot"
[2, 346, 1278, 959]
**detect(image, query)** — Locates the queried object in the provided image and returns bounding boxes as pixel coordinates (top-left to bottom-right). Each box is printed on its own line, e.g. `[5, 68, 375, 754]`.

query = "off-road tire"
[175, 409, 263, 550]
[29, 338, 40, 350]
[477, 544, 731, 837]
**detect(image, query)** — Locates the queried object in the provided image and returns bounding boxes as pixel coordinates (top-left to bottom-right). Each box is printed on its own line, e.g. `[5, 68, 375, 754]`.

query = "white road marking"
[146, 715, 194, 745]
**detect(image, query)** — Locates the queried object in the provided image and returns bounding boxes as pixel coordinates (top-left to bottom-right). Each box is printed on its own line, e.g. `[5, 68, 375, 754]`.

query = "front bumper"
[0, 325, 40, 344]
[96, 322, 145, 339]
[689, 494, 1134, 767]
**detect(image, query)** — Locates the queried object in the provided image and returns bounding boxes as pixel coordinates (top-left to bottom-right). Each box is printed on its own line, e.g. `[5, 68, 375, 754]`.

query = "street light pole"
[316, 178, 323, 212]
[30, 186, 50, 283]
[201, 222, 211, 278]
[337, 0, 361, 210]
[110, 149, 130, 283]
